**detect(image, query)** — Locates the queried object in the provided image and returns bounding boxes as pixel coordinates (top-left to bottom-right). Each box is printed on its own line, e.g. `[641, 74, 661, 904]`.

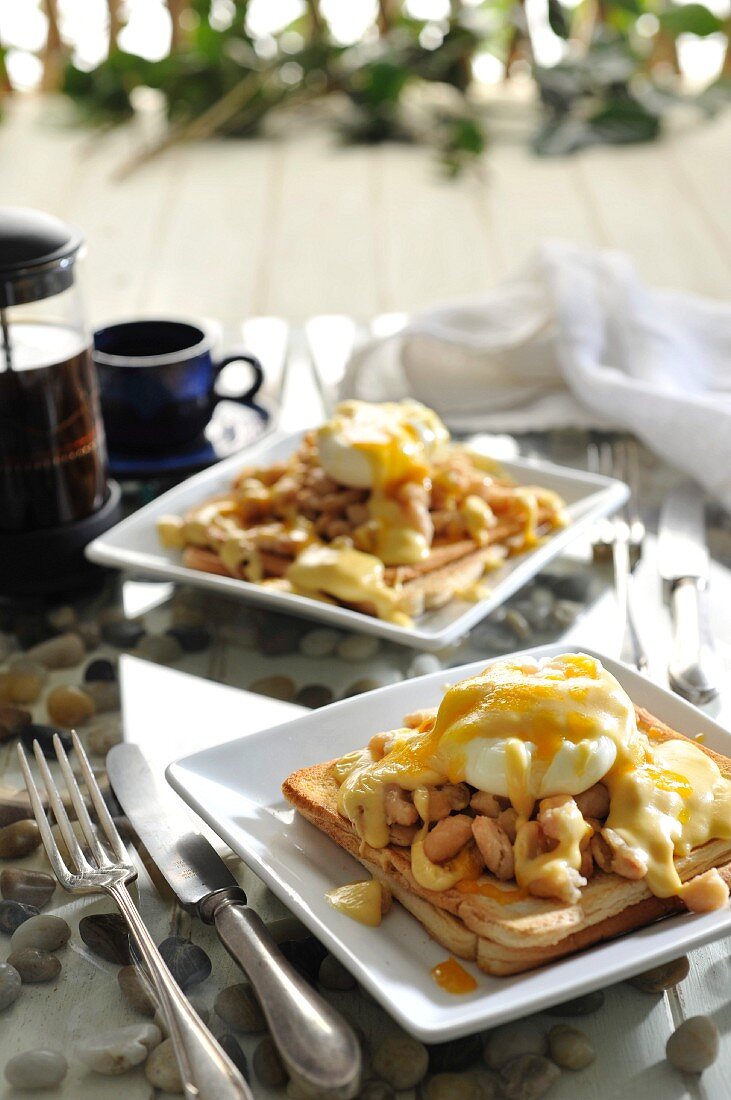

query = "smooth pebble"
[46, 684, 95, 727]
[5, 660, 47, 705]
[249, 675, 296, 702]
[79, 913, 132, 964]
[498, 1054, 561, 1100]
[483, 1021, 547, 1069]
[358, 1083, 396, 1100]
[0, 705, 32, 741]
[86, 714, 123, 755]
[117, 965, 157, 1016]
[158, 936, 211, 990]
[407, 653, 442, 678]
[134, 633, 182, 664]
[0, 868, 55, 908]
[0, 900, 40, 935]
[252, 1035, 287, 1087]
[504, 609, 532, 641]
[630, 956, 690, 993]
[371, 1034, 429, 1090]
[424, 1073, 483, 1100]
[82, 680, 121, 713]
[77, 621, 102, 649]
[4, 1049, 67, 1090]
[318, 952, 356, 990]
[299, 628, 340, 658]
[7, 948, 61, 983]
[342, 672, 402, 698]
[295, 684, 334, 708]
[10, 914, 69, 953]
[337, 634, 381, 662]
[547, 1025, 595, 1070]
[77, 1023, 161, 1075]
[214, 982, 266, 1034]
[26, 632, 85, 669]
[666, 1016, 719, 1073]
[84, 658, 117, 683]
[0, 962, 21, 1010]
[0, 820, 41, 859]
[20, 724, 72, 758]
[145, 1038, 183, 1093]
[47, 605, 77, 632]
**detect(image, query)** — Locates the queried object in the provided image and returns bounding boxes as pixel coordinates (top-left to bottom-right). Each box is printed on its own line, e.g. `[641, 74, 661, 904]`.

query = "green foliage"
[55, 0, 729, 171]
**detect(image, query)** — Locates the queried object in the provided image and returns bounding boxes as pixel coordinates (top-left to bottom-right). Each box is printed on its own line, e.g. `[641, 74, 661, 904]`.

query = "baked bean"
[423, 815, 473, 863]
[470, 791, 501, 817]
[472, 816, 514, 880]
[385, 786, 419, 827]
[574, 783, 610, 820]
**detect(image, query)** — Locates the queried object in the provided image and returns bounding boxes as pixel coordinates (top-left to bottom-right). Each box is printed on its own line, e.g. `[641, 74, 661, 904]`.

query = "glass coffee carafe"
[0, 207, 107, 532]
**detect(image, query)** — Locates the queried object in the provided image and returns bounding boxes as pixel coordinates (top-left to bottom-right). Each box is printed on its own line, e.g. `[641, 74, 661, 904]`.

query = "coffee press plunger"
[0, 207, 122, 595]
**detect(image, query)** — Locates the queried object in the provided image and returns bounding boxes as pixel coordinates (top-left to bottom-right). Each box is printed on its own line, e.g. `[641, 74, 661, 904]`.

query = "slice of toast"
[282, 707, 731, 976]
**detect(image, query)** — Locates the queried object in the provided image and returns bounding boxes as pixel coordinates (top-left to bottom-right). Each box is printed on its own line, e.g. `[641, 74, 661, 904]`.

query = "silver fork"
[588, 434, 648, 671]
[18, 732, 252, 1100]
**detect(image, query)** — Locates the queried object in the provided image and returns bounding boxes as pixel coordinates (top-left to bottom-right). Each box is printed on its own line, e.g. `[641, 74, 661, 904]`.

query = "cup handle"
[213, 352, 264, 405]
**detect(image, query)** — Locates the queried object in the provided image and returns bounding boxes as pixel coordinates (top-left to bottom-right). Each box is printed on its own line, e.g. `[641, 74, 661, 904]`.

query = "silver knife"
[657, 484, 720, 704]
[107, 743, 361, 1100]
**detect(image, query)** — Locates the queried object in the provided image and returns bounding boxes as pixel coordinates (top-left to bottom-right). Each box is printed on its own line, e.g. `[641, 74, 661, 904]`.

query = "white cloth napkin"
[340, 241, 731, 508]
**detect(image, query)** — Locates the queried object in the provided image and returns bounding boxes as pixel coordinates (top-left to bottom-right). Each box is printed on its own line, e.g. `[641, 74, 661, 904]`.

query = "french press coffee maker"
[0, 206, 121, 595]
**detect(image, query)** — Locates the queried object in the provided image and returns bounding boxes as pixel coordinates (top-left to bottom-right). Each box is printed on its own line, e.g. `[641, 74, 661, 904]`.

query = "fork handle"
[668, 577, 720, 705]
[212, 899, 361, 1099]
[110, 883, 253, 1100]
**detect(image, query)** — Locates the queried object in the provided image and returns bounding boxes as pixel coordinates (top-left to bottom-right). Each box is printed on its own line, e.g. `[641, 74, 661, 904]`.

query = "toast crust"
[282, 706, 731, 976]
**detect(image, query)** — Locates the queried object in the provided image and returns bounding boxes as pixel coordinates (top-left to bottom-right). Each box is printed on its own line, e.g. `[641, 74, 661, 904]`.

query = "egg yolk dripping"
[316, 400, 449, 565]
[334, 653, 731, 908]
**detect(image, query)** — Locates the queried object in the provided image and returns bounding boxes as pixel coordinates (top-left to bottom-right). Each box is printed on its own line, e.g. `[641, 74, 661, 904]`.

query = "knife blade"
[657, 484, 719, 704]
[107, 743, 361, 1100]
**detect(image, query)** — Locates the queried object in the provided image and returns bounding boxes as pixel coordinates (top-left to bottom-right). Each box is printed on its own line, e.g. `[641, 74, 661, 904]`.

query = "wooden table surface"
[1, 93, 730, 1100]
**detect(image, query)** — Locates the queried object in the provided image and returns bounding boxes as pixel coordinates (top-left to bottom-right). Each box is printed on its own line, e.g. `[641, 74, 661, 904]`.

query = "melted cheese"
[329, 652, 731, 911]
[604, 737, 731, 902]
[316, 400, 449, 566]
[286, 544, 411, 626]
[327, 880, 386, 926]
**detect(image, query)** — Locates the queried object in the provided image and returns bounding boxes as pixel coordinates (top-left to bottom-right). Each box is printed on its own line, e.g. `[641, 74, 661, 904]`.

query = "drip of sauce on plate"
[430, 957, 478, 995]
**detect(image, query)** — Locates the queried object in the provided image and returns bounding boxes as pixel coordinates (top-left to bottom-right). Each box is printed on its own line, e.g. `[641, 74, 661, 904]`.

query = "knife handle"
[213, 900, 362, 1099]
[668, 577, 720, 705]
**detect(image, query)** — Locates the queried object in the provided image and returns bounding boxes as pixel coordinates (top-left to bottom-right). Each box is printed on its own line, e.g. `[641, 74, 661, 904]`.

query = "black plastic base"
[0, 481, 123, 598]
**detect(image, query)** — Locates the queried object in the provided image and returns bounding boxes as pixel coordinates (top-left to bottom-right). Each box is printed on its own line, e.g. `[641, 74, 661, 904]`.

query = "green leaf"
[587, 99, 660, 144]
[659, 4, 724, 37]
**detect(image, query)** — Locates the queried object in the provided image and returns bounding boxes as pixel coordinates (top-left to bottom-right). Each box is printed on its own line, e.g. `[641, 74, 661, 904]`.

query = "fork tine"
[71, 731, 129, 864]
[16, 744, 74, 887]
[32, 740, 93, 875]
[53, 734, 111, 868]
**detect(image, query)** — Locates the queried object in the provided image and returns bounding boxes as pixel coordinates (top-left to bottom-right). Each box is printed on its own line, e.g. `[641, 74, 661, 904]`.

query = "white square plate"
[167, 644, 731, 1041]
[87, 432, 628, 651]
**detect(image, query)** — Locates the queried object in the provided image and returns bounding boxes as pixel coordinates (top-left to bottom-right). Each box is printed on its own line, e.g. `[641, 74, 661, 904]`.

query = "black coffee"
[0, 322, 107, 531]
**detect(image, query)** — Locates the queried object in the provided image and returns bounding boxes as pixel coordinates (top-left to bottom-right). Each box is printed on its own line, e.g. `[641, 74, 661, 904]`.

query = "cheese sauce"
[330, 653, 731, 910]
[326, 880, 386, 926]
[286, 544, 411, 625]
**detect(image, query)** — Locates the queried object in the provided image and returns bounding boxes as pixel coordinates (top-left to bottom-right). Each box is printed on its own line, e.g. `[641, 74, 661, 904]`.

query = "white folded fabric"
[340, 241, 731, 508]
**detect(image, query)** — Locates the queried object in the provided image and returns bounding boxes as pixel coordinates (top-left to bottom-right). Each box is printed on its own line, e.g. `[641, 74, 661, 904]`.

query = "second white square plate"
[167, 644, 731, 1041]
[87, 432, 627, 650]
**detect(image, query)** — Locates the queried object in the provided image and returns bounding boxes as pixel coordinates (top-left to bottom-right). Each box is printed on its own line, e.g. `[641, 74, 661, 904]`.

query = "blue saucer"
[108, 399, 272, 480]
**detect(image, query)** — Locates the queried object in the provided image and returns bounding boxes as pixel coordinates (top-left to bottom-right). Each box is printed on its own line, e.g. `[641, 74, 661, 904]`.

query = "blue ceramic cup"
[93, 318, 264, 453]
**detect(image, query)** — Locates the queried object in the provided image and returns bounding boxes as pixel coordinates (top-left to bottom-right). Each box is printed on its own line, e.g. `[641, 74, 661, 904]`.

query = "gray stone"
[295, 684, 334, 708]
[483, 1021, 547, 1069]
[546, 990, 604, 1016]
[145, 1037, 183, 1093]
[299, 628, 340, 658]
[158, 936, 211, 990]
[630, 956, 690, 993]
[248, 675, 297, 701]
[47, 605, 77, 632]
[0, 962, 21, 1010]
[252, 1036, 287, 1087]
[0, 900, 40, 935]
[318, 953, 356, 990]
[86, 714, 123, 756]
[134, 634, 182, 664]
[219, 1034, 249, 1081]
[7, 948, 61, 983]
[79, 913, 132, 964]
[666, 1016, 719, 1074]
[547, 1025, 595, 1070]
[77, 1023, 162, 1075]
[4, 1049, 67, 1090]
[83, 680, 121, 713]
[25, 632, 85, 669]
[10, 914, 70, 953]
[498, 1055, 561, 1100]
[0, 868, 55, 908]
[0, 820, 41, 859]
[215, 983, 266, 1034]
[337, 634, 381, 662]
[117, 965, 157, 1016]
[372, 1034, 429, 1090]
[0, 705, 32, 742]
